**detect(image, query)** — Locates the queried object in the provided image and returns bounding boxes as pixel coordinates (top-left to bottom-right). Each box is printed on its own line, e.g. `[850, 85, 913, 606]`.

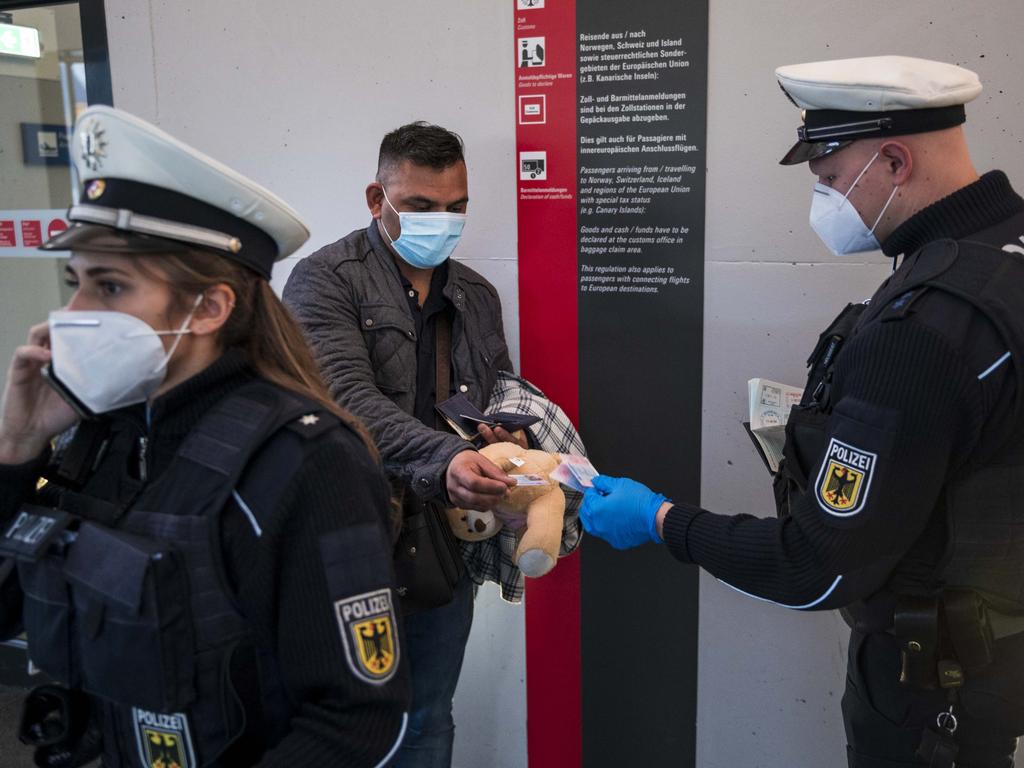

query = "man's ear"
[366, 182, 385, 219]
[879, 141, 913, 186]
[190, 284, 235, 337]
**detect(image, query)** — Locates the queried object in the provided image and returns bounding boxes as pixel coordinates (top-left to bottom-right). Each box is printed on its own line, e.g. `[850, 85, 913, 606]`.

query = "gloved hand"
[580, 475, 668, 549]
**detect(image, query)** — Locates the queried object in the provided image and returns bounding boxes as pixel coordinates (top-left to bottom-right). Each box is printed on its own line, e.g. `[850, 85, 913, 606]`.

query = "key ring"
[936, 706, 959, 735]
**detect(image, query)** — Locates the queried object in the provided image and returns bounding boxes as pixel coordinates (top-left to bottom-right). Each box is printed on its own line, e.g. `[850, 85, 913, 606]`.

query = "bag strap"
[435, 313, 452, 431]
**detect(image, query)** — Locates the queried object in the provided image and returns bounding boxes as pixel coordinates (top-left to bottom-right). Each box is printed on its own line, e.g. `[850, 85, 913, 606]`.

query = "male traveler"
[284, 122, 517, 767]
[581, 56, 1024, 767]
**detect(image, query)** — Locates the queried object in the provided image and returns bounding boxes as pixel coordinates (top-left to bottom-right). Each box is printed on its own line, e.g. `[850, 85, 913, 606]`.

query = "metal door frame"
[0, 0, 111, 104]
[0, 0, 111, 687]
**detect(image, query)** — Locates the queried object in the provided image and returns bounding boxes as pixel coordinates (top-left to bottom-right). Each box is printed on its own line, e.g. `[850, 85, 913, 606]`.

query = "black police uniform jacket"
[0, 350, 410, 767]
[658, 171, 1024, 621]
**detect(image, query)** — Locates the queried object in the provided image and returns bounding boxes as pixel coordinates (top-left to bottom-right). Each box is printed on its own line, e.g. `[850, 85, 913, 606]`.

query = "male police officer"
[581, 56, 1024, 767]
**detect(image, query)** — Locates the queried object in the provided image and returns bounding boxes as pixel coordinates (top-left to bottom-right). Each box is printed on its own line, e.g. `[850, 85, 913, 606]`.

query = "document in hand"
[745, 378, 803, 474]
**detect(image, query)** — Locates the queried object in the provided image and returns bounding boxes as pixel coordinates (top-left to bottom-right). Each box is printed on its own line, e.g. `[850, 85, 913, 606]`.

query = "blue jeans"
[391, 574, 475, 768]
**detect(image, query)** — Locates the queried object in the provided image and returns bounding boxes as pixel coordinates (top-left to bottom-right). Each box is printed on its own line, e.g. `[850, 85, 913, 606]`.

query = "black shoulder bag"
[392, 313, 466, 614]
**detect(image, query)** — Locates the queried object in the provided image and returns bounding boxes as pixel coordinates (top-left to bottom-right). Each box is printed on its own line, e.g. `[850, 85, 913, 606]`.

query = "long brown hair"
[140, 249, 378, 460]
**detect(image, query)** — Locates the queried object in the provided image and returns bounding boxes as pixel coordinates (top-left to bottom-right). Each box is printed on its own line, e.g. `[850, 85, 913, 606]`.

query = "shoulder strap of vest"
[231, 404, 347, 538]
[46, 420, 113, 490]
[923, 240, 1024, 457]
[796, 241, 959, 411]
[858, 239, 960, 327]
[152, 380, 326, 521]
[863, 239, 1024, 457]
[801, 302, 868, 407]
[162, 381, 334, 759]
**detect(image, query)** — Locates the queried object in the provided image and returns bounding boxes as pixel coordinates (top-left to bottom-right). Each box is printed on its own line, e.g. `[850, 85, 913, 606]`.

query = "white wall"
[101, 0, 520, 358]
[100, 1, 1024, 766]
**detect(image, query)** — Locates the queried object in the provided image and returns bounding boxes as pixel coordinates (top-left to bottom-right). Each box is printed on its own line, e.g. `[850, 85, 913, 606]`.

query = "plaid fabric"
[459, 371, 585, 602]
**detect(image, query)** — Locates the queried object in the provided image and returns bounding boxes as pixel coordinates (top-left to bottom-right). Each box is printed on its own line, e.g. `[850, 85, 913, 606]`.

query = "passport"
[435, 393, 541, 441]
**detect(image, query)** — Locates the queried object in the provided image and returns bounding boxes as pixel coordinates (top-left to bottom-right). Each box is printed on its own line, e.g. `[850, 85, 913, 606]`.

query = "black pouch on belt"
[893, 595, 940, 690]
[943, 589, 993, 672]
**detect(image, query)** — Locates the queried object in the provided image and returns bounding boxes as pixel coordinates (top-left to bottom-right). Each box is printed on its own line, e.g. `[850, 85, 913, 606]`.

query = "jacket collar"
[106, 347, 254, 439]
[365, 220, 468, 312]
[882, 171, 1024, 258]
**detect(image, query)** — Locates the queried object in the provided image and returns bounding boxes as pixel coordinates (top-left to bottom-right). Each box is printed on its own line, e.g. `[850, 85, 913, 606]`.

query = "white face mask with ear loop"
[47, 293, 204, 416]
[809, 151, 900, 256]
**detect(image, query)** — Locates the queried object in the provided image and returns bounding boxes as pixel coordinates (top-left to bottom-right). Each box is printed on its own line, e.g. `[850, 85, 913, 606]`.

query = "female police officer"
[0, 106, 409, 767]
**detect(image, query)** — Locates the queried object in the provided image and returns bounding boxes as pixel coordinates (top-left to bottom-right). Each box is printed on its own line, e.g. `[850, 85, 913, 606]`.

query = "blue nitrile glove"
[580, 475, 668, 549]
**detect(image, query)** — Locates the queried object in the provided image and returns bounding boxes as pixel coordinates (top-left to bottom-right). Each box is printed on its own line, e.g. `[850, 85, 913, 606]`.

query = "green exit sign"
[0, 23, 41, 59]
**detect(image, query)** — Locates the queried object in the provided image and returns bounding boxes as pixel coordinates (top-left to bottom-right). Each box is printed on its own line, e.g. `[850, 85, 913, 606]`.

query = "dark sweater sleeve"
[248, 429, 410, 767]
[663, 317, 987, 610]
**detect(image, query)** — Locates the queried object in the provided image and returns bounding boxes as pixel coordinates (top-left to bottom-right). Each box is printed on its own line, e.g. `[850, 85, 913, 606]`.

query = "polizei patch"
[334, 588, 399, 685]
[132, 708, 196, 768]
[815, 438, 877, 517]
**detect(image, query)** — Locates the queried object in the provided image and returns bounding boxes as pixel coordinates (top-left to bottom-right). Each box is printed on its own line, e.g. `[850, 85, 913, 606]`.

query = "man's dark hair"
[377, 121, 465, 182]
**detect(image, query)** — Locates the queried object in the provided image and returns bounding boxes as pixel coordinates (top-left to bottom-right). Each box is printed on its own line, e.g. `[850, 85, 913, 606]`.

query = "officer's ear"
[365, 182, 385, 219]
[879, 141, 913, 186]
[190, 284, 235, 337]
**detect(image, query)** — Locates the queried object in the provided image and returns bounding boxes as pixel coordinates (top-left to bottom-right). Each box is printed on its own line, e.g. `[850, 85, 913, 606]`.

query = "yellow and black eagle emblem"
[815, 438, 876, 517]
[132, 709, 195, 768]
[334, 588, 400, 685]
[356, 618, 395, 676]
[142, 729, 186, 768]
[822, 463, 861, 510]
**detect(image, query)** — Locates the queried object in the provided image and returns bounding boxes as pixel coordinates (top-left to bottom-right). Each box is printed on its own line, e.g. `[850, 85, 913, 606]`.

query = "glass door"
[0, 0, 110, 687]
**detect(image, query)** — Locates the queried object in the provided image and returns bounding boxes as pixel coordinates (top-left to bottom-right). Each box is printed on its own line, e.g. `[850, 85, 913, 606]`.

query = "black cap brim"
[40, 223, 196, 255]
[779, 139, 853, 166]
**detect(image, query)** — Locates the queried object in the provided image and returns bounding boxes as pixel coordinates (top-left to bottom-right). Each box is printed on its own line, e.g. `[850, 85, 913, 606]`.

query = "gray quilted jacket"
[282, 222, 513, 500]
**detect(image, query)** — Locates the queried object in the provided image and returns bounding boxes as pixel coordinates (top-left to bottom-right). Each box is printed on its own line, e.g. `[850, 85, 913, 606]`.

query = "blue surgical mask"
[380, 187, 466, 269]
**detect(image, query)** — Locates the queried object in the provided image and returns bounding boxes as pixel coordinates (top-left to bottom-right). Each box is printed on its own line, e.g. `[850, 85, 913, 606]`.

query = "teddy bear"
[445, 441, 567, 578]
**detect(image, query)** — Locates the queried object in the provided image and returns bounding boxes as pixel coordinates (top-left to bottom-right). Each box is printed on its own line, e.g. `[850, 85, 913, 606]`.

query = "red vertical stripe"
[514, 1, 581, 766]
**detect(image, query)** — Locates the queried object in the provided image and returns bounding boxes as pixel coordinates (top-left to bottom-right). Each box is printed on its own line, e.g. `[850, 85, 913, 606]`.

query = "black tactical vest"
[776, 238, 1024, 611]
[9, 381, 327, 767]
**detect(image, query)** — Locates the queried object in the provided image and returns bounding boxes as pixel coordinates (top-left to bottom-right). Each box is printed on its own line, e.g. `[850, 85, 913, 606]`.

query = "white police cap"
[41, 105, 309, 278]
[775, 55, 983, 165]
